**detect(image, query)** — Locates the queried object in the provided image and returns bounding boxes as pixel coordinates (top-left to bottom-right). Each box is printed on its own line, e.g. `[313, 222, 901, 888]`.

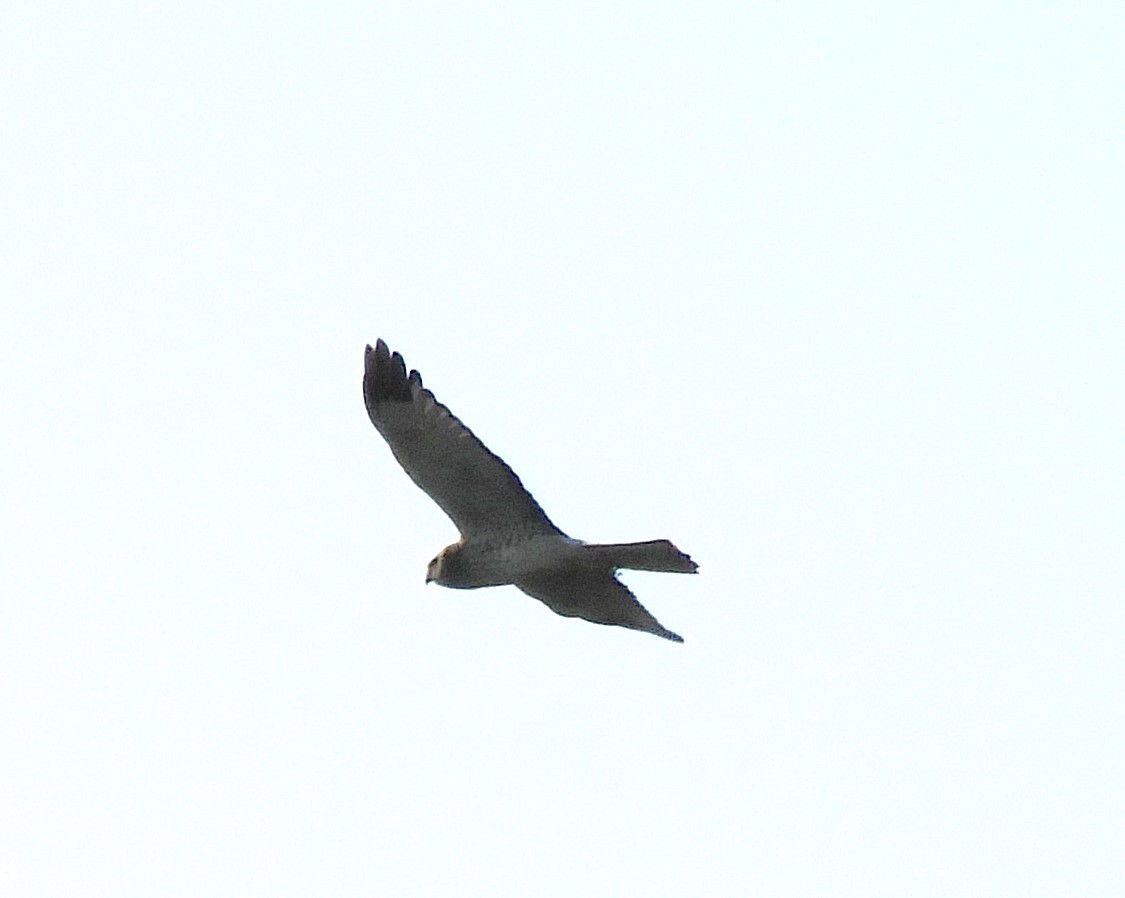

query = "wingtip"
[363, 338, 413, 405]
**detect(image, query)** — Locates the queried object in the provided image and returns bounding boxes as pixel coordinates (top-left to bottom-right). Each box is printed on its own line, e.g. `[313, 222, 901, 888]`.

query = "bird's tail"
[586, 540, 698, 574]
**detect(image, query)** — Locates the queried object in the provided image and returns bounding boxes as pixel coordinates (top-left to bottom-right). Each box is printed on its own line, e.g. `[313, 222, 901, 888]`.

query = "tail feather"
[587, 539, 698, 574]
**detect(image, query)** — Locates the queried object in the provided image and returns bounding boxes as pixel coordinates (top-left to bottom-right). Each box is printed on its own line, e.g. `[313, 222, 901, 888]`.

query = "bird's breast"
[448, 534, 580, 588]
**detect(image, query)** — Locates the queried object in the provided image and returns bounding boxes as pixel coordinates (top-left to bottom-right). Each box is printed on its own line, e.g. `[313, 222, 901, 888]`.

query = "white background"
[3, 3, 1122, 895]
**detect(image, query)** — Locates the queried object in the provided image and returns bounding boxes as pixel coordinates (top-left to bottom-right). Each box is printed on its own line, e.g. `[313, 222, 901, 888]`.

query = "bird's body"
[363, 339, 697, 642]
[429, 534, 582, 589]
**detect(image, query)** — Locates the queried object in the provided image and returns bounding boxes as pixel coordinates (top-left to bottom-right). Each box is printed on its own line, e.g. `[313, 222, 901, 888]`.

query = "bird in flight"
[363, 339, 697, 642]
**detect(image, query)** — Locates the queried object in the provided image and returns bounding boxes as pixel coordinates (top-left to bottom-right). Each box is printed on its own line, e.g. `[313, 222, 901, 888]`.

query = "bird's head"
[425, 552, 444, 585]
[426, 541, 472, 587]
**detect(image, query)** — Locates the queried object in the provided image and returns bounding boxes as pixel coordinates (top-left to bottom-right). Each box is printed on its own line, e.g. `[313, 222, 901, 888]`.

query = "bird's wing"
[516, 569, 683, 643]
[363, 340, 563, 540]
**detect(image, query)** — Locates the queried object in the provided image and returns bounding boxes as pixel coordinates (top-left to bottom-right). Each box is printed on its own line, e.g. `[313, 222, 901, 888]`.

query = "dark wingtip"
[364, 338, 413, 405]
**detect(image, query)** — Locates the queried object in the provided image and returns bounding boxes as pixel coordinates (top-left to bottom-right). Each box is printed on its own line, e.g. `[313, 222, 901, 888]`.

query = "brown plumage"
[363, 339, 697, 642]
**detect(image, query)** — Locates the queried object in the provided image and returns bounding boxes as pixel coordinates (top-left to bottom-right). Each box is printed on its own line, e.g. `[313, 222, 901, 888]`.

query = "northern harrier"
[363, 339, 697, 642]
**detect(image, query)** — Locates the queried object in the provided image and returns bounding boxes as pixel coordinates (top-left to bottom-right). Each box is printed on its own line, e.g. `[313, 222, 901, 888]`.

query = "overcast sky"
[3, 3, 1123, 896]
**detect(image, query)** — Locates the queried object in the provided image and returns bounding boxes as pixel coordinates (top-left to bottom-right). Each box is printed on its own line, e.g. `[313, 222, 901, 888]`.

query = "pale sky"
[3, 3, 1123, 896]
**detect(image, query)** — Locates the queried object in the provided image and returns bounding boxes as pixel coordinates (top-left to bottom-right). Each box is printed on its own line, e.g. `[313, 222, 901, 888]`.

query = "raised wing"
[363, 340, 563, 540]
[516, 568, 684, 643]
